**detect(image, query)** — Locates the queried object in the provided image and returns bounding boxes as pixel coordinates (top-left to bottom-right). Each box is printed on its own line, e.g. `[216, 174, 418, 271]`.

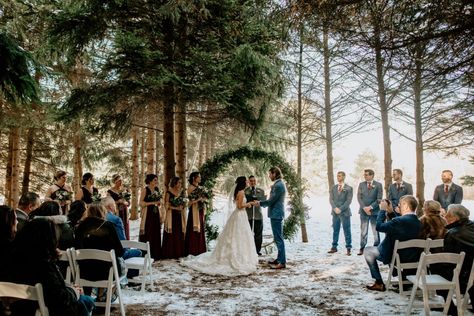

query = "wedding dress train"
[181, 198, 258, 276]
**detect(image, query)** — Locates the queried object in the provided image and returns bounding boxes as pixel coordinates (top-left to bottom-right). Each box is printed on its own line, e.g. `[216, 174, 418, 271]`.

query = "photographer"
[244, 175, 266, 256]
[364, 195, 421, 292]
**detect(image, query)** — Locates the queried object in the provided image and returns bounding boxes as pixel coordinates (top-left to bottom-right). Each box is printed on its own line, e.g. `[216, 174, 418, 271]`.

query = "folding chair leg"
[105, 286, 112, 316]
[406, 286, 417, 316]
[455, 285, 463, 316]
[422, 287, 430, 316]
[387, 264, 394, 289]
[444, 288, 454, 315]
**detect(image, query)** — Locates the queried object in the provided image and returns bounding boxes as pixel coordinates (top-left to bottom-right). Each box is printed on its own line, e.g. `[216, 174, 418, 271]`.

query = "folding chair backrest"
[58, 249, 75, 284]
[396, 239, 428, 250]
[72, 249, 117, 288]
[0, 282, 49, 316]
[121, 240, 149, 252]
[426, 238, 444, 253]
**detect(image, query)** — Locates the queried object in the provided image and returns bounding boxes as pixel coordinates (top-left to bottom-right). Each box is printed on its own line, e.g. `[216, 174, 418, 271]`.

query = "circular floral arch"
[199, 146, 307, 240]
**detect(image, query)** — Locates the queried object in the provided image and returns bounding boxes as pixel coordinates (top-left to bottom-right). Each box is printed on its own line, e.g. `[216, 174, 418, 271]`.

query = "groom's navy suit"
[260, 178, 286, 264]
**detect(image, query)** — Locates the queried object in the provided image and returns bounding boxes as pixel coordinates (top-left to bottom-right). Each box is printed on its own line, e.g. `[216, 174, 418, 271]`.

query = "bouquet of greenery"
[55, 191, 71, 202]
[119, 190, 131, 202]
[148, 189, 162, 202]
[170, 193, 189, 207]
[91, 192, 102, 202]
[188, 186, 212, 202]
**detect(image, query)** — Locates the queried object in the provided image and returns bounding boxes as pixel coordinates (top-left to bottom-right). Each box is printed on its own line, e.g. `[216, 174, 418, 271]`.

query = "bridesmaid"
[139, 174, 163, 260]
[184, 172, 207, 256]
[75, 173, 98, 205]
[162, 177, 186, 259]
[107, 174, 130, 240]
[45, 170, 73, 214]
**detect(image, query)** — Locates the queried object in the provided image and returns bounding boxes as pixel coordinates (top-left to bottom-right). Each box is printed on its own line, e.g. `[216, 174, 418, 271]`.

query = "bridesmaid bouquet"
[56, 191, 71, 202]
[170, 192, 189, 208]
[188, 186, 212, 203]
[91, 192, 102, 202]
[119, 190, 131, 202]
[148, 189, 162, 213]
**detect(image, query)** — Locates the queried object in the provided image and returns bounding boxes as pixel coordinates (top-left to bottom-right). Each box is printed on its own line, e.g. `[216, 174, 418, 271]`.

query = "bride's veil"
[222, 183, 237, 227]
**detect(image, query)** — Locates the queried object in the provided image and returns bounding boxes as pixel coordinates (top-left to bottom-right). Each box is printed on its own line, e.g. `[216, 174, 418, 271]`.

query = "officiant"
[245, 175, 266, 256]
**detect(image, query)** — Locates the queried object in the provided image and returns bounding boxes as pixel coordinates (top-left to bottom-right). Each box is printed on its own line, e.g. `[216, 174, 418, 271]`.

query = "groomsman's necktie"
[397, 183, 401, 191]
[367, 182, 372, 190]
[338, 185, 342, 192]
[445, 185, 449, 193]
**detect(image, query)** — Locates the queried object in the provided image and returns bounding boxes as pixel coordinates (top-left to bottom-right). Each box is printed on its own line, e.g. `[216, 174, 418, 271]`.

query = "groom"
[257, 167, 287, 269]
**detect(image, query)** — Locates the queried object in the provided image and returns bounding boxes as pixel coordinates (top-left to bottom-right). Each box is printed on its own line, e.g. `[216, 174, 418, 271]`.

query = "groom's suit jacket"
[260, 179, 286, 220]
[433, 183, 463, 210]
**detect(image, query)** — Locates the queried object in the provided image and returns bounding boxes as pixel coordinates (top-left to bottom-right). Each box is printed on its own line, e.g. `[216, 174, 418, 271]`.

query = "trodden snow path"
[110, 196, 474, 316]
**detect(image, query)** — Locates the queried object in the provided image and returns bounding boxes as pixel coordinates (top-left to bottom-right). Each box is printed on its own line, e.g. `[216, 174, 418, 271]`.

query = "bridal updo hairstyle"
[234, 176, 247, 200]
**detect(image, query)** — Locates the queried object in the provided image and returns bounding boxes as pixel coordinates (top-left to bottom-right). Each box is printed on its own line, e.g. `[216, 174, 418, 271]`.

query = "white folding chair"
[406, 252, 465, 316]
[120, 240, 154, 292]
[426, 238, 444, 254]
[72, 249, 125, 316]
[387, 239, 428, 295]
[0, 281, 49, 316]
[58, 248, 75, 284]
[461, 261, 474, 312]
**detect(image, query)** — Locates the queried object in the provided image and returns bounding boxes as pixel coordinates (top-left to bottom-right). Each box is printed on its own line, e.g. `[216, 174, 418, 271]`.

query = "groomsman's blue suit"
[387, 181, 413, 210]
[329, 184, 353, 250]
[433, 183, 463, 210]
[357, 180, 383, 250]
[260, 178, 286, 265]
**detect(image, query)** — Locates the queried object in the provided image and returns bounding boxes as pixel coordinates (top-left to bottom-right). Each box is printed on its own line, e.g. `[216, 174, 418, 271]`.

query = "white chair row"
[0, 282, 49, 316]
[387, 238, 444, 295]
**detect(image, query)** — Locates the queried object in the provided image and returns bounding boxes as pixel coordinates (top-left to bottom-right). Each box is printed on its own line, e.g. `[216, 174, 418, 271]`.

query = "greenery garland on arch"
[199, 146, 308, 241]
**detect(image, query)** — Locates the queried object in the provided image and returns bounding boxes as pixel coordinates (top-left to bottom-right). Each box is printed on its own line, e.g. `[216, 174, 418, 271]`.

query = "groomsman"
[357, 169, 383, 256]
[387, 169, 413, 213]
[433, 170, 463, 213]
[328, 171, 353, 256]
[245, 175, 266, 256]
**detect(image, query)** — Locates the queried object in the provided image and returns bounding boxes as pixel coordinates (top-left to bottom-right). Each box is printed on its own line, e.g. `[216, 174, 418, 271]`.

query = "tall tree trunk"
[130, 126, 139, 220]
[72, 121, 83, 198]
[21, 128, 35, 195]
[297, 25, 308, 243]
[413, 47, 425, 216]
[9, 127, 21, 208]
[175, 102, 187, 186]
[139, 127, 145, 184]
[146, 115, 156, 174]
[196, 125, 206, 168]
[163, 96, 176, 189]
[5, 131, 13, 204]
[323, 26, 335, 190]
[374, 25, 392, 194]
[155, 114, 163, 186]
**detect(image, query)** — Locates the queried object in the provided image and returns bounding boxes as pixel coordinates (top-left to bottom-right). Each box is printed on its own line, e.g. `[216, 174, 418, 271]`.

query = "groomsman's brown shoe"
[270, 263, 286, 270]
[357, 248, 364, 256]
[327, 248, 337, 254]
[346, 249, 351, 256]
[366, 282, 386, 292]
[267, 259, 278, 265]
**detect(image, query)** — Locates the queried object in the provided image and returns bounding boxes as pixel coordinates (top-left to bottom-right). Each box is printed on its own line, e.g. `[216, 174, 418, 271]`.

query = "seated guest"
[364, 195, 422, 291]
[0, 205, 17, 252]
[419, 200, 447, 240]
[102, 197, 142, 258]
[74, 202, 125, 283]
[30, 201, 74, 251]
[16, 192, 40, 232]
[2, 218, 94, 316]
[67, 200, 87, 229]
[434, 204, 474, 315]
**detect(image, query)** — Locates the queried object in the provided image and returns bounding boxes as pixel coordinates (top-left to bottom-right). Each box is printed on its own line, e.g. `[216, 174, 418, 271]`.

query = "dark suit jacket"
[244, 186, 265, 220]
[376, 211, 422, 264]
[387, 182, 413, 209]
[329, 184, 353, 216]
[433, 183, 463, 210]
[357, 180, 383, 215]
[14, 209, 29, 233]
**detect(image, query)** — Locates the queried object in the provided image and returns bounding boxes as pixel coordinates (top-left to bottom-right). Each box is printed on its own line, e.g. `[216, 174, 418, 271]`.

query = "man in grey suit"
[245, 175, 266, 256]
[357, 169, 383, 255]
[433, 170, 463, 213]
[387, 169, 413, 213]
[257, 167, 287, 269]
[328, 171, 353, 256]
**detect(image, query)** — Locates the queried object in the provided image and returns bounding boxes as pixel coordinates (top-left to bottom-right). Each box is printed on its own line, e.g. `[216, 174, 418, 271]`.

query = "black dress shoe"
[357, 248, 364, 256]
[267, 259, 278, 265]
[346, 249, 351, 256]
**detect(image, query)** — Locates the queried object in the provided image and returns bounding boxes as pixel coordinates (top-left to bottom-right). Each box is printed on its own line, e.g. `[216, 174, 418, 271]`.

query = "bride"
[181, 176, 258, 276]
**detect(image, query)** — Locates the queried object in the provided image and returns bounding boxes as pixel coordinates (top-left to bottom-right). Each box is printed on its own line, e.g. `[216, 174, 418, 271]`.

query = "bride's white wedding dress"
[181, 197, 258, 276]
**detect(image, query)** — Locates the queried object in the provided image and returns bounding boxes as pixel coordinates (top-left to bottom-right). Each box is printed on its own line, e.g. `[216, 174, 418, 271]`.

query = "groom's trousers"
[271, 218, 286, 264]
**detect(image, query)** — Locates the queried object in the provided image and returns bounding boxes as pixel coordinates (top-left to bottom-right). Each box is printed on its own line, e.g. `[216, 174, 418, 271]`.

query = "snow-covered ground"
[114, 196, 474, 316]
